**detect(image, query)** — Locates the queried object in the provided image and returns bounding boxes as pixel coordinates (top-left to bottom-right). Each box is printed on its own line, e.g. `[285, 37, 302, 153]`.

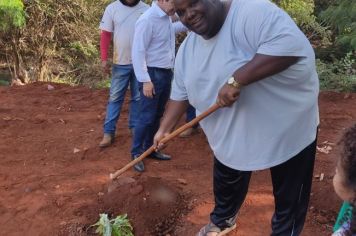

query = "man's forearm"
[233, 54, 299, 85]
[100, 30, 111, 61]
[132, 50, 151, 82]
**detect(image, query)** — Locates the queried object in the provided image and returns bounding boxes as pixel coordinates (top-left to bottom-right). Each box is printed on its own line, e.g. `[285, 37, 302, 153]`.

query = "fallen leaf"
[344, 93, 351, 99]
[322, 141, 335, 146]
[317, 145, 332, 154]
[177, 178, 188, 185]
[320, 173, 325, 181]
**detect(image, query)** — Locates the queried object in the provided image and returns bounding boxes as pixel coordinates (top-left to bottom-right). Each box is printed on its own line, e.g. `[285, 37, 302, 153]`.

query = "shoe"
[132, 155, 145, 172]
[196, 222, 236, 236]
[148, 151, 171, 160]
[99, 133, 114, 148]
[179, 127, 198, 138]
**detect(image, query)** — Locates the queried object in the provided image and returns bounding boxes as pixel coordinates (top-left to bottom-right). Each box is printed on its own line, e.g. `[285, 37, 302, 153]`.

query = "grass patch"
[0, 79, 10, 86]
[93, 78, 111, 89]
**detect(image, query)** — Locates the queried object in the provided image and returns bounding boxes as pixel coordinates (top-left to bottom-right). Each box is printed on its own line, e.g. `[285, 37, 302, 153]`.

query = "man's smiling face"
[174, 0, 223, 39]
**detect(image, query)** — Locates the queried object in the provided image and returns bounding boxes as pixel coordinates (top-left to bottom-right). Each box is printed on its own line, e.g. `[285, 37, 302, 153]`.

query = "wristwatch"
[227, 77, 241, 88]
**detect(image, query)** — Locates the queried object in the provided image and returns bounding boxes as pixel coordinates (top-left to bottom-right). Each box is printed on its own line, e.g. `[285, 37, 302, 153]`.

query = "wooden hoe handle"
[109, 103, 220, 180]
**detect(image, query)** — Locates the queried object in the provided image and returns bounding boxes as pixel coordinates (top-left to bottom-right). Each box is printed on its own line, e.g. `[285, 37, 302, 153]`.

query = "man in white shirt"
[154, 0, 319, 235]
[131, 0, 186, 172]
[98, 0, 149, 147]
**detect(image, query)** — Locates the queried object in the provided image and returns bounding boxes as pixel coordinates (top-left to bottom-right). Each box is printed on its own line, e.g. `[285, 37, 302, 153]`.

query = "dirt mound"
[82, 176, 190, 236]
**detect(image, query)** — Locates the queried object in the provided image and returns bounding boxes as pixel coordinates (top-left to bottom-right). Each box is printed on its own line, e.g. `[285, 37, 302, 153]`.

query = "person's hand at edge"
[153, 129, 170, 151]
[143, 81, 155, 98]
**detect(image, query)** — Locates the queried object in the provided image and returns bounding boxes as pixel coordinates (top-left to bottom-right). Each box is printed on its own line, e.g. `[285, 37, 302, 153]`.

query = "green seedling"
[92, 213, 134, 236]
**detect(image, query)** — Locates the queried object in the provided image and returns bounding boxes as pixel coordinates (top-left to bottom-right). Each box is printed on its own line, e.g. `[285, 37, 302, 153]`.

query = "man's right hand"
[153, 129, 169, 151]
[143, 81, 155, 98]
[101, 60, 110, 74]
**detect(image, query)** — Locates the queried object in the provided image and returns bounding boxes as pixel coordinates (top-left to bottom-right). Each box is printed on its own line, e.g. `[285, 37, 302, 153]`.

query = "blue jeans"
[103, 64, 140, 135]
[131, 67, 173, 156]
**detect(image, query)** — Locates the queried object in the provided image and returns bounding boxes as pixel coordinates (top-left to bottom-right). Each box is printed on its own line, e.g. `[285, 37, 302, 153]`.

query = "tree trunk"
[9, 31, 28, 84]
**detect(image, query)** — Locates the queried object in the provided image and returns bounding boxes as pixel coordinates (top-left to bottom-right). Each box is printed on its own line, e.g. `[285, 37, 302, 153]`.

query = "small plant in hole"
[92, 213, 134, 236]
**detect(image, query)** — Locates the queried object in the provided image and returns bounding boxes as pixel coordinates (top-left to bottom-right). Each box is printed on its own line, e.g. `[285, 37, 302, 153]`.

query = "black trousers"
[210, 139, 317, 236]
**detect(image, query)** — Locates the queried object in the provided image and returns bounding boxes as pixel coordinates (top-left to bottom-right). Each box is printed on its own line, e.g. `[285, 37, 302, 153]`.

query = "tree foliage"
[320, 0, 356, 51]
[0, 0, 111, 84]
[0, 0, 353, 88]
[0, 0, 26, 84]
[0, 0, 25, 31]
[273, 0, 330, 45]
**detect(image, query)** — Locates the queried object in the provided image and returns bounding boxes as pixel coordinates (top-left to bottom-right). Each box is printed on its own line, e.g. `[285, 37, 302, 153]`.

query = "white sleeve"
[132, 19, 152, 83]
[170, 59, 188, 101]
[99, 5, 114, 32]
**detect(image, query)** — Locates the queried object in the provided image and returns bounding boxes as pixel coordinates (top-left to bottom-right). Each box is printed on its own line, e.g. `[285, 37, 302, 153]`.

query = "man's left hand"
[217, 84, 241, 107]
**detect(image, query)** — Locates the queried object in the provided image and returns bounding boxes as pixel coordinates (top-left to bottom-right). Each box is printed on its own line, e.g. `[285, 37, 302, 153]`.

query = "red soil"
[0, 83, 355, 236]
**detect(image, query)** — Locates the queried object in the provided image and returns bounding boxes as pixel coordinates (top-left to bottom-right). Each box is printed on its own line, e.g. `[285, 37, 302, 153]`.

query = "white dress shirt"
[132, 2, 187, 82]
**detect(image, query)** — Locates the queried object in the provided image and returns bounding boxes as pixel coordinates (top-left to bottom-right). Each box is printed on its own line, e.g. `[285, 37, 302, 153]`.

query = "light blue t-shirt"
[171, 0, 319, 170]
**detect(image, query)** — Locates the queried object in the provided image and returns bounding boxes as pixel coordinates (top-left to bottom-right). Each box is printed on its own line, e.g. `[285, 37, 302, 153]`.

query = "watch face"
[228, 77, 234, 84]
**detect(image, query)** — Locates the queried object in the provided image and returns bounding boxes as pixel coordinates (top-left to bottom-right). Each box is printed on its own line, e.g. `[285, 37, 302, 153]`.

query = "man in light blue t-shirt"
[154, 0, 319, 235]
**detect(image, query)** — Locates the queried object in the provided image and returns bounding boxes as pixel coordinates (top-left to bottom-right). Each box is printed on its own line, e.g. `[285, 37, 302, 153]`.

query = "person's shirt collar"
[152, 1, 168, 18]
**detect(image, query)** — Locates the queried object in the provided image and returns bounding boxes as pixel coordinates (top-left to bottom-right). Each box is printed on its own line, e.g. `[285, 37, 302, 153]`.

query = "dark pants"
[186, 104, 196, 122]
[186, 104, 198, 128]
[211, 138, 317, 236]
[131, 67, 173, 156]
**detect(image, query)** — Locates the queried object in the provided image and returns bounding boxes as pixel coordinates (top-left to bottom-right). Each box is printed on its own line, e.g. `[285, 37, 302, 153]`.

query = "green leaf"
[91, 214, 112, 236]
[111, 214, 134, 236]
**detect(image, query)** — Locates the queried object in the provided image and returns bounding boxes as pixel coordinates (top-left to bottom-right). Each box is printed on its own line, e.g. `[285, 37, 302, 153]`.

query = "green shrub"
[69, 41, 98, 59]
[0, 0, 112, 84]
[94, 78, 111, 89]
[273, 0, 330, 45]
[0, 0, 25, 31]
[317, 52, 356, 92]
[92, 213, 134, 236]
[320, 0, 356, 51]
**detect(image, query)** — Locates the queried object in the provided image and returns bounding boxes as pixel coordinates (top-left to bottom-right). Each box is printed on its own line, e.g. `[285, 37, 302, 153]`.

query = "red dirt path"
[0, 83, 355, 236]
